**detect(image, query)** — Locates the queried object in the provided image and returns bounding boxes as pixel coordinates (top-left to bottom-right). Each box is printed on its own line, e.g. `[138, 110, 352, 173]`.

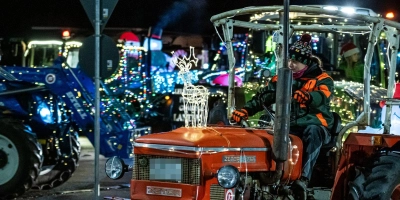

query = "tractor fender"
[343, 132, 400, 148]
[331, 132, 400, 199]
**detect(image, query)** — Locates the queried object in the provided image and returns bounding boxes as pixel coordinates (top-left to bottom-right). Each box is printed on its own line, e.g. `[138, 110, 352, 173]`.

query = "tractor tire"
[32, 130, 81, 190]
[0, 118, 43, 199]
[348, 167, 366, 200]
[356, 152, 400, 200]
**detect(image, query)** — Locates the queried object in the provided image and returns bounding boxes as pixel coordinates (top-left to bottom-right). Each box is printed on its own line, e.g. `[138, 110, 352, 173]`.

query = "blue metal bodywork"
[0, 60, 134, 158]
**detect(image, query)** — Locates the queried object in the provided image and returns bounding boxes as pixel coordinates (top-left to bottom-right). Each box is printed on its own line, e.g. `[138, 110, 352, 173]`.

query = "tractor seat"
[321, 112, 342, 150]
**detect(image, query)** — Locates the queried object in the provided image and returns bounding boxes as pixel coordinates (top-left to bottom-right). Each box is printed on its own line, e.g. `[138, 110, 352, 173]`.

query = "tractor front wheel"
[0, 118, 43, 198]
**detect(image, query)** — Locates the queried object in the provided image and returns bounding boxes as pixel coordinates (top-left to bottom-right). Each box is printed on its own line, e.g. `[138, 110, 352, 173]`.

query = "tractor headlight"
[105, 156, 127, 179]
[217, 165, 240, 189]
[38, 103, 52, 124]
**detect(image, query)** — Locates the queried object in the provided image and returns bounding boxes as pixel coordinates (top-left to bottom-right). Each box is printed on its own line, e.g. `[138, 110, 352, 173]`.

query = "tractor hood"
[134, 127, 277, 149]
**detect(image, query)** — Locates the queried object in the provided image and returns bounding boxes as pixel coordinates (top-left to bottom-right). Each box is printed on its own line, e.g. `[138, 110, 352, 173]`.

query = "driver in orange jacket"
[231, 34, 334, 199]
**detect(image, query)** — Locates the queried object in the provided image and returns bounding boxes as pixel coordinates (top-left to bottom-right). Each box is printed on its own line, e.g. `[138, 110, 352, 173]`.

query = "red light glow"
[62, 30, 70, 39]
[386, 12, 395, 19]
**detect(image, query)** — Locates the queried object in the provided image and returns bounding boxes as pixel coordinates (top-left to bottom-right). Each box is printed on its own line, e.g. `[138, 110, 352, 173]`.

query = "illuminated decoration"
[168, 49, 187, 71]
[27, 40, 82, 49]
[103, 34, 154, 121]
[252, 5, 378, 21]
[144, 27, 163, 51]
[246, 33, 277, 80]
[212, 73, 243, 87]
[152, 72, 178, 94]
[386, 12, 395, 19]
[143, 38, 163, 51]
[104, 45, 144, 93]
[172, 47, 209, 128]
[152, 70, 200, 94]
[118, 31, 141, 47]
[311, 35, 319, 51]
[212, 37, 248, 71]
[331, 81, 387, 136]
[198, 68, 244, 87]
[62, 30, 71, 39]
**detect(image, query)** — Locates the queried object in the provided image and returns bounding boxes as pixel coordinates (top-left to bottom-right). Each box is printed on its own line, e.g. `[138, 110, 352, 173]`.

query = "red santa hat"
[118, 31, 140, 47]
[340, 42, 360, 58]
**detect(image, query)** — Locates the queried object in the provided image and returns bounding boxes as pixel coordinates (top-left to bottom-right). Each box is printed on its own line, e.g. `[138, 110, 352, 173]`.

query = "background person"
[338, 42, 364, 83]
[231, 34, 334, 200]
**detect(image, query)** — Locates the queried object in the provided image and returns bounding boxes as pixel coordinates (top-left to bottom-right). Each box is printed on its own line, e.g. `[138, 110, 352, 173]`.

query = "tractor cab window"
[24, 41, 82, 68]
[26, 43, 60, 67]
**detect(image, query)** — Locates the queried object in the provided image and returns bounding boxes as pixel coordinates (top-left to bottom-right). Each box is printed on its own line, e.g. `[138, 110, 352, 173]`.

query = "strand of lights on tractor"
[210, 37, 247, 71]
[103, 44, 155, 119]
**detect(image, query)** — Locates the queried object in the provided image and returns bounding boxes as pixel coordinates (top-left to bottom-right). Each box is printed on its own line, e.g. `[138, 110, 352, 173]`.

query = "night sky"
[0, 0, 397, 38]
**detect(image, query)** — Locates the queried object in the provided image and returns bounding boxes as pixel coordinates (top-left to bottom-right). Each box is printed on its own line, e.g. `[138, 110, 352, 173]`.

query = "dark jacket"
[243, 62, 334, 130]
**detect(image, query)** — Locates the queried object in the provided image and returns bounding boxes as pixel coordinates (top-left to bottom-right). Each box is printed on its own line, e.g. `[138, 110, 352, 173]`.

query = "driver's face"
[288, 59, 307, 73]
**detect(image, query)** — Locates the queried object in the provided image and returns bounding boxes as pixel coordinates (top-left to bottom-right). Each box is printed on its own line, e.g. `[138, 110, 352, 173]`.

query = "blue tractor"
[0, 56, 137, 198]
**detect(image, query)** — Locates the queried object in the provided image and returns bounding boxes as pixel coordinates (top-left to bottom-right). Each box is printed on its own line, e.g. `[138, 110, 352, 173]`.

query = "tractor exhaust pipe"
[272, 0, 291, 165]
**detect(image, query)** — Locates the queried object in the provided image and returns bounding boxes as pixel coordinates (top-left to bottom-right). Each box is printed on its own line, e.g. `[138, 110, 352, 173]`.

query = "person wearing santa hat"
[231, 33, 334, 200]
[338, 42, 364, 83]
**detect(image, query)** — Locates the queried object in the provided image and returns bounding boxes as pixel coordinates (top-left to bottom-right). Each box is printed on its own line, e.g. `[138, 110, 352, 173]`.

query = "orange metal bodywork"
[331, 132, 400, 199]
[132, 127, 303, 199]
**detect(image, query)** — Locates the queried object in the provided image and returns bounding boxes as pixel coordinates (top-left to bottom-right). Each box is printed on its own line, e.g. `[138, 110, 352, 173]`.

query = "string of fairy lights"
[103, 44, 154, 120]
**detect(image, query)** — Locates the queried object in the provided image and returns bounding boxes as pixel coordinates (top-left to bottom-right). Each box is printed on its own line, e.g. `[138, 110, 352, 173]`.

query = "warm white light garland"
[172, 47, 209, 128]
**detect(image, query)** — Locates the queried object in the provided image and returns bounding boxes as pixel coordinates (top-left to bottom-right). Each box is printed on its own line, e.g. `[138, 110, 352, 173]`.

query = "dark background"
[0, 0, 397, 38]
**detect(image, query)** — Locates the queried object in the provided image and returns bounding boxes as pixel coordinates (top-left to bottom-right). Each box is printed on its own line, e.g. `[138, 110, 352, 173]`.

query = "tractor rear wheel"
[32, 128, 81, 190]
[0, 118, 43, 198]
[359, 152, 400, 200]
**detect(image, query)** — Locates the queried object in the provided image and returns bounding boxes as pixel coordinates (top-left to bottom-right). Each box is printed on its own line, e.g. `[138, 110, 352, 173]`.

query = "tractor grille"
[210, 184, 225, 200]
[132, 154, 201, 185]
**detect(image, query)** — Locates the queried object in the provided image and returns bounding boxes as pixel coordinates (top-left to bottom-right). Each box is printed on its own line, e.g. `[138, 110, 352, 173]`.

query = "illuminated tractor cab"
[244, 6, 391, 129]
[24, 40, 82, 68]
[0, 31, 81, 68]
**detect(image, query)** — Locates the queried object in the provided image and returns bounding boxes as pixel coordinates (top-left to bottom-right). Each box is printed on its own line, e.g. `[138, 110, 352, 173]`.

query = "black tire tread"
[0, 118, 43, 199]
[361, 153, 400, 200]
[32, 129, 81, 190]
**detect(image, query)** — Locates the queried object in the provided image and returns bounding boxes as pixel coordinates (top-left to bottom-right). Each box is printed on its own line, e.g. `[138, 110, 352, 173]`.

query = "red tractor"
[106, 5, 400, 200]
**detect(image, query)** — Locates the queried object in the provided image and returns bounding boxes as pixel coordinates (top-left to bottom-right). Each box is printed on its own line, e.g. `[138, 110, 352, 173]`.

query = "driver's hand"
[232, 109, 249, 123]
[293, 90, 312, 104]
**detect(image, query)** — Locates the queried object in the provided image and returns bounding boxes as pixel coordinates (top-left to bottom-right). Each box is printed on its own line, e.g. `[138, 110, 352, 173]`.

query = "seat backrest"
[330, 112, 342, 136]
[320, 112, 342, 150]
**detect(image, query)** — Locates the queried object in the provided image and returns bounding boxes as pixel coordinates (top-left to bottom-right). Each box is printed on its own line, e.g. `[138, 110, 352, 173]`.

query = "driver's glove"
[232, 109, 249, 123]
[293, 90, 312, 104]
